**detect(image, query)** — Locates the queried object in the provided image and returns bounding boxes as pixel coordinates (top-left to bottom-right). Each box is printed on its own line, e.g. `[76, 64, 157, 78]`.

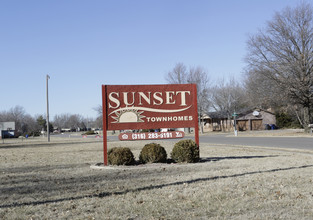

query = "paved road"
[53, 132, 312, 151]
[106, 133, 312, 151]
[198, 135, 313, 151]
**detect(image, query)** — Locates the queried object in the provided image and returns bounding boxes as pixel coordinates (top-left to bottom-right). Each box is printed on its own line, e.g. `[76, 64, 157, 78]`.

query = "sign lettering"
[104, 84, 196, 130]
[118, 131, 185, 141]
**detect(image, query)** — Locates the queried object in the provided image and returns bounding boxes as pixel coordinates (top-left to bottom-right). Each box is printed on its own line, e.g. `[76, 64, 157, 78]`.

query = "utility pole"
[46, 74, 50, 142]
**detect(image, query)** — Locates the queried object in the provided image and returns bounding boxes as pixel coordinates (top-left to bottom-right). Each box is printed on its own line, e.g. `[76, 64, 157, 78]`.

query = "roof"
[205, 111, 229, 119]
[237, 109, 275, 120]
[204, 108, 275, 120]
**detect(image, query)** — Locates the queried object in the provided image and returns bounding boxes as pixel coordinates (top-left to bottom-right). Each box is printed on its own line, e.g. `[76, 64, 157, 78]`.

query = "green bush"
[276, 112, 301, 128]
[139, 143, 167, 164]
[171, 139, 199, 163]
[108, 147, 135, 166]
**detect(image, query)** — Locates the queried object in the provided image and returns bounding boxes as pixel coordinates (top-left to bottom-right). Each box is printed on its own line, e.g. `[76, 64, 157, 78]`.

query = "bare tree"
[23, 115, 41, 136]
[53, 114, 69, 131]
[165, 62, 188, 84]
[93, 105, 103, 129]
[53, 114, 84, 131]
[187, 66, 211, 133]
[0, 106, 41, 136]
[67, 114, 83, 131]
[166, 63, 211, 133]
[0, 106, 26, 135]
[211, 77, 247, 119]
[244, 68, 286, 110]
[245, 2, 313, 129]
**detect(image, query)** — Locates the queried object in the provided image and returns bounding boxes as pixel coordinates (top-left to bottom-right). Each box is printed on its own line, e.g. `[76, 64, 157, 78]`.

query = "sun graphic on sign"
[111, 108, 145, 123]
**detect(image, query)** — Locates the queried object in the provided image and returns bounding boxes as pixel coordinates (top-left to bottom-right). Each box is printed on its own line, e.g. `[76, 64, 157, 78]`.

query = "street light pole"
[46, 74, 50, 142]
[232, 111, 238, 137]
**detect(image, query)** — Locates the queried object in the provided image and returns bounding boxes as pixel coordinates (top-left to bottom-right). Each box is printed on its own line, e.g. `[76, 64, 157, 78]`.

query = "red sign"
[104, 84, 197, 130]
[118, 131, 185, 141]
[102, 84, 199, 165]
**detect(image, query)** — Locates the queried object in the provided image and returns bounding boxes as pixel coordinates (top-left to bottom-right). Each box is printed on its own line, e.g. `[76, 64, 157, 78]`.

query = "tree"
[211, 77, 247, 119]
[0, 106, 26, 135]
[53, 114, 69, 131]
[0, 106, 41, 136]
[187, 66, 211, 133]
[245, 2, 313, 130]
[23, 115, 41, 136]
[244, 68, 286, 110]
[53, 113, 91, 132]
[165, 62, 188, 84]
[165, 63, 211, 133]
[36, 115, 46, 131]
[93, 105, 103, 129]
[67, 114, 82, 131]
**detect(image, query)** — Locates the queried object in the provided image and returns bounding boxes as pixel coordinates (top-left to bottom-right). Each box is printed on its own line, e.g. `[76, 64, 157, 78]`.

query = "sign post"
[309, 124, 313, 136]
[102, 85, 108, 166]
[102, 84, 199, 165]
[232, 112, 238, 137]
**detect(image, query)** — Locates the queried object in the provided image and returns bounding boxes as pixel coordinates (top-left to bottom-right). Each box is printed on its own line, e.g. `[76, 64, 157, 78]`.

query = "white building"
[0, 122, 15, 139]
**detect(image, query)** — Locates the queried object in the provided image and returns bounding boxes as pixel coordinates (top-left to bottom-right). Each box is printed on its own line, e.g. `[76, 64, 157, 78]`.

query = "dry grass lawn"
[0, 135, 313, 219]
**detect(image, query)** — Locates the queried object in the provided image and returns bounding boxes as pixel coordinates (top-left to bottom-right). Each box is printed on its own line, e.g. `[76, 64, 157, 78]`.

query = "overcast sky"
[0, 0, 301, 118]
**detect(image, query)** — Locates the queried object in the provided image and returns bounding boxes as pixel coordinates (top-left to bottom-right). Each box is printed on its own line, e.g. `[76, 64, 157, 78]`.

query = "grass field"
[1, 135, 313, 219]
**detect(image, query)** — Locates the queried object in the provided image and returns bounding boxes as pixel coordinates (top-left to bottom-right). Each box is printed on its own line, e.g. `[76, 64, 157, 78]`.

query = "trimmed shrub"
[108, 147, 135, 166]
[171, 139, 199, 163]
[139, 143, 167, 164]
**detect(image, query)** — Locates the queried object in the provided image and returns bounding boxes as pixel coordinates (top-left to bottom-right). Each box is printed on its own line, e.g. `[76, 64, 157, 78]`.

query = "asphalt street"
[198, 135, 313, 151]
[106, 133, 312, 151]
[53, 132, 312, 151]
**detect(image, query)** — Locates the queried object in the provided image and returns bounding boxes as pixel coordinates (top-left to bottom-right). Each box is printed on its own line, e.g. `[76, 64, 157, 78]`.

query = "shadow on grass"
[133, 155, 279, 165]
[0, 163, 90, 174]
[1, 163, 313, 209]
[199, 155, 279, 163]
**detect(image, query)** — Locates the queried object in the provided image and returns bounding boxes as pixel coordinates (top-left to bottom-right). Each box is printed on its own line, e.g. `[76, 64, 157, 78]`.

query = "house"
[202, 109, 277, 132]
[0, 122, 16, 139]
[202, 112, 234, 132]
[236, 109, 276, 131]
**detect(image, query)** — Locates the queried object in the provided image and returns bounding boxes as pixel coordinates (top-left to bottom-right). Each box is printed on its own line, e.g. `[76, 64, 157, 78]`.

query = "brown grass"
[0, 136, 313, 219]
